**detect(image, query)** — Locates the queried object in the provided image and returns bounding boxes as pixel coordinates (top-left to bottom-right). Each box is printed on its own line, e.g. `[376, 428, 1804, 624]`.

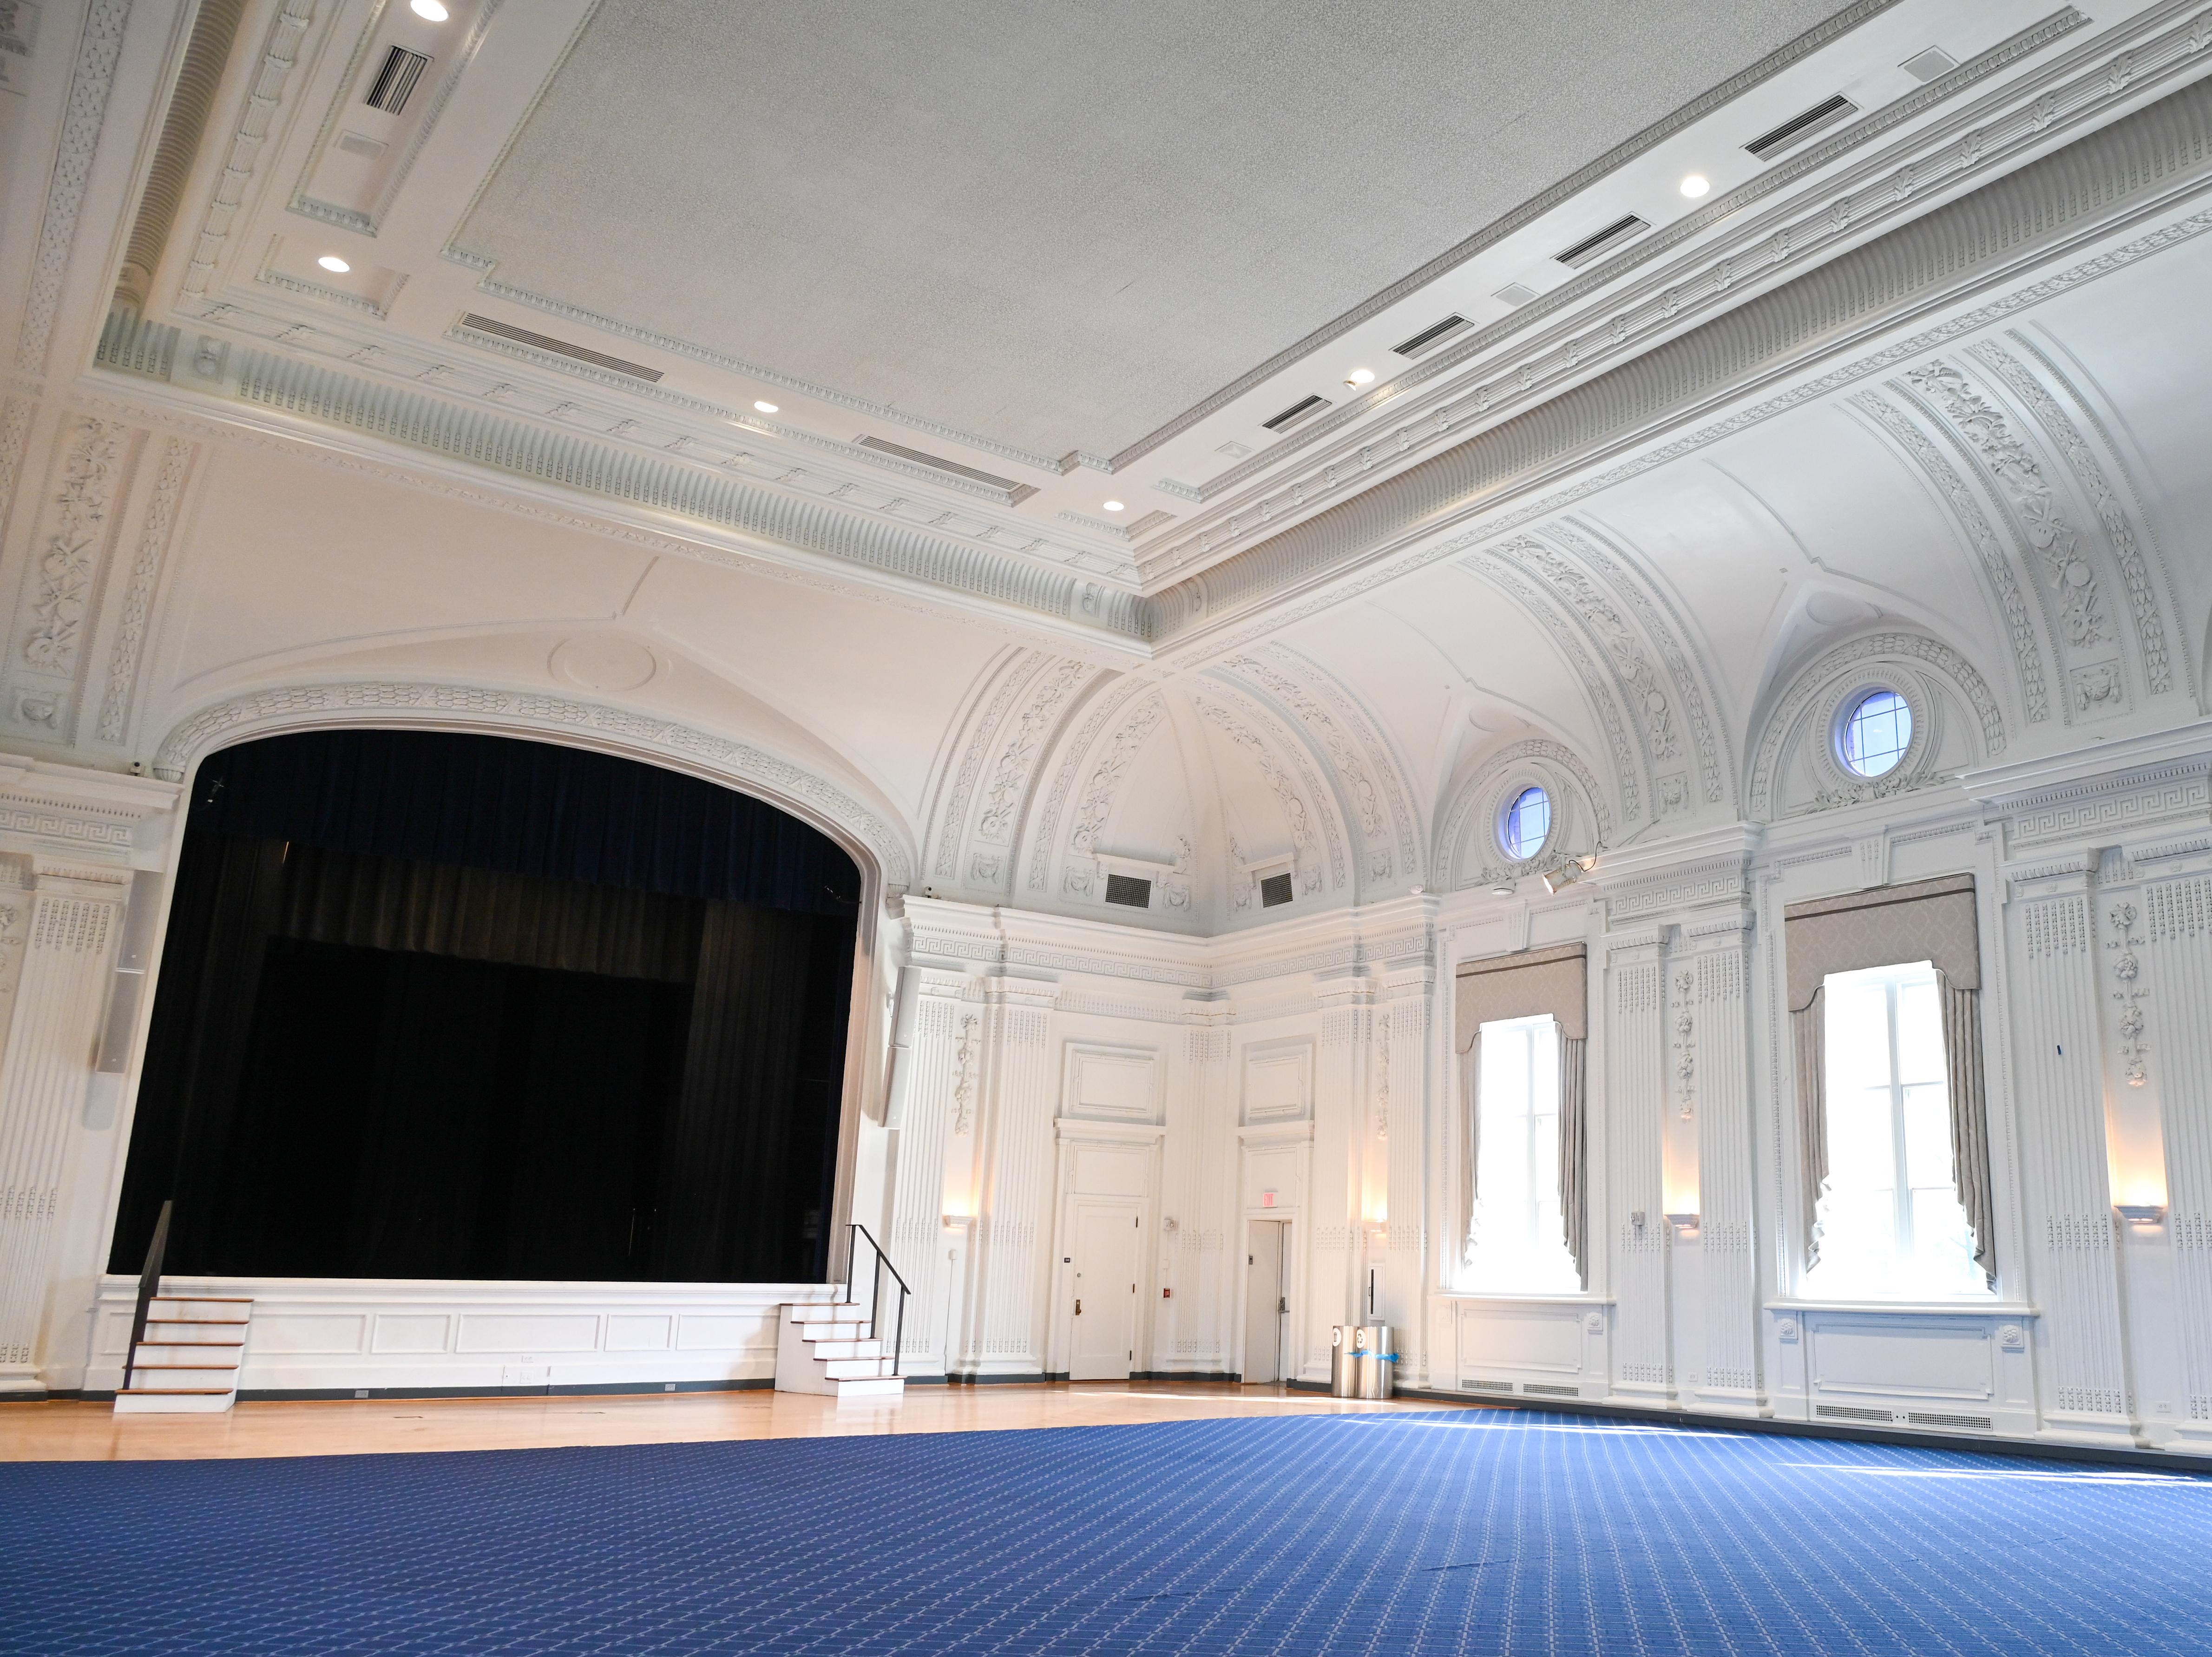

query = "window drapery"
[1783, 874, 1993, 1285]
[1455, 944, 1589, 1286]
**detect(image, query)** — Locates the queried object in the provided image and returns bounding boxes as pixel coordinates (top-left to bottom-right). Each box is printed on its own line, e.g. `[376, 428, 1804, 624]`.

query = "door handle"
[1075, 1299, 1082, 1315]
[1279, 1298, 1288, 1314]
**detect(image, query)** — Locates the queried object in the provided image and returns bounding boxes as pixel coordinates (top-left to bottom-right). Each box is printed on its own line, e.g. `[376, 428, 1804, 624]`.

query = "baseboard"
[1357, 1384, 2212, 1477]
[927, 1371, 1066, 1386]
[1129, 1371, 1241, 1382]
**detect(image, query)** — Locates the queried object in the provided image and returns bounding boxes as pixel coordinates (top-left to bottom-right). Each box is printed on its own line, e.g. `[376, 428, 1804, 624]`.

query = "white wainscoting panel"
[1440, 1294, 1612, 1403]
[1766, 1302, 2039, 1438]
[87, 1277, 840, 1395]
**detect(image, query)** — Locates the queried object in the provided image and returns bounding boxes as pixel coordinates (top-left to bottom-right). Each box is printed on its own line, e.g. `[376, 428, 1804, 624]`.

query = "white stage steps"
[774, 1302, 905, 1400]
[114, 1295, 251, 1414]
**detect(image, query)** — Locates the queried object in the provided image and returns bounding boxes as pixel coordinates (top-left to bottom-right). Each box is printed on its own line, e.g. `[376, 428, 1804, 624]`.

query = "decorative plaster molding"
[1161, 92, 2212, 667]
[1466, 548, 1642, 822]
[1904, 360, 2115, 685]
[0, 398, 34, 541]
[2106, 900, 2150, 1088]
[180, 1, 316, 307]
[1221, 654, 1392, 881]
[1546, 521, 1729, 807]
[1137, 6, 2094, 538]
[1263, 644, 1421, 881]
[1604, 853, 1752, 921]
[1849, 391, 2051, 724]
[1746, 631, 2006, 820]
[1969, 335, 2178, 698]
[978, 657, 1090, 848]
[935, 651, 1044, 878]
[150, 680, 913, 888]
[96, 437, 194, 744]
[1438, 736, 1611, 891]
[1063, 695, 1168, 883]
[1192, 691, 1340, 894]
[19, 419, 124, 681]
[14, 0, 131, 376]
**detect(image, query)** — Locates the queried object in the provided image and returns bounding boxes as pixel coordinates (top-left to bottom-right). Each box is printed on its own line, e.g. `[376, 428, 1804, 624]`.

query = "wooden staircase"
[114, 1295, 251, 1414]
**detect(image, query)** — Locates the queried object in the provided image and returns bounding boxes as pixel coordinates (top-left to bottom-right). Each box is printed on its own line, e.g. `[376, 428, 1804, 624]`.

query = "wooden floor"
[0, 1381, 1445, 1462]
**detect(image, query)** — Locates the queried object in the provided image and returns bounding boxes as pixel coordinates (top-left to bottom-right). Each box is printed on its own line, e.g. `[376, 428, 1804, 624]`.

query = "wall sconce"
[942, 1212, 976, 1229]
[1665, 1212, 1701, 1231]
[2116, 1204, 2167, 1225]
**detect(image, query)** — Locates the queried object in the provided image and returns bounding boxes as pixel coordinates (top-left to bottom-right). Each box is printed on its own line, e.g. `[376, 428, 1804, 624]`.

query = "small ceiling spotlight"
[1345, 367, 1376, 387]
[410, 0, 450, 19]
[753, 400, 778, 414]
[317, 255, 350, 273]
[1680, 173, 1711, 199]
[1103, 500, 1125, 513]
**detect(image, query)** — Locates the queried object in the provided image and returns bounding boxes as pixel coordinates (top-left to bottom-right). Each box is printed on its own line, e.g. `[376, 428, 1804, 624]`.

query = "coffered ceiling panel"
[457, 0, 1859, 463]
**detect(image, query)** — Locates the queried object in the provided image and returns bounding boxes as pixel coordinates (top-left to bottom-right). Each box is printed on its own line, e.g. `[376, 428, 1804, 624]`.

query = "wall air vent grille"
[364, 46, 431, 115]
[1392, 314, 1470, 358]
[1262, 394, 1330, 433]
[1522, 1382, 1581, 1397]
[1460, 1378, 1516, 1393]
[1259, 872, 1294, 908]
[457, 314, 664, 382]
[1815, 1403, 1892, 1422]
[1553, 215, 1650, 269]
[856, 435, 1027, 496]
[1744, 93, 1858, 161]
[1104, 874, 1152, 908]
[1908, 1411, 1993, 1431]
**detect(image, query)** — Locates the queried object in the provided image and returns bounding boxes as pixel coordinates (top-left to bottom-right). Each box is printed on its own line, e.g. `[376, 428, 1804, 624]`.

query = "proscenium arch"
[139, 682, 909, 1285]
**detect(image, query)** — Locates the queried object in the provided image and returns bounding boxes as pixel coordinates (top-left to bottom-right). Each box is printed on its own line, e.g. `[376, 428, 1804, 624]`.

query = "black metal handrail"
[119, 1199, 171, 1394]
[842, 1222, 910, 1377]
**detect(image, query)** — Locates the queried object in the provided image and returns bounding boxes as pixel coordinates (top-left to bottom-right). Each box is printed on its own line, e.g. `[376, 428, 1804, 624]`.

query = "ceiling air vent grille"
[1494, 282, 1538, 308]
[365, 46, 431, 115]
[1104, 874, 1152, 908]
[1392, 314, 1470, 358]
[1261, 393, 1330, 433]
[855, 435, 1025, 494]
[457, 313, 664, 382]
[1744, 93, 1858, 161]
[1554, 214, 1650, 269]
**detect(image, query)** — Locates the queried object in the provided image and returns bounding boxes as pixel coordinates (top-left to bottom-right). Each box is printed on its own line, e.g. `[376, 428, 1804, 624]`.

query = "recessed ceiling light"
[753, 400, 778, 414]
[316, 254, 350, 273]
[410, 0, 450, 19]
[1103, 500, 1125, 512]
[1680, 173, 1711, 199]
[1345, 367, 1376, 386]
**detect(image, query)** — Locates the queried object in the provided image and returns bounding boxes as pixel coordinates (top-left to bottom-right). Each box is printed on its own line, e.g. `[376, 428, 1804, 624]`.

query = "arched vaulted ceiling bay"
[15, 0, 2212, 929]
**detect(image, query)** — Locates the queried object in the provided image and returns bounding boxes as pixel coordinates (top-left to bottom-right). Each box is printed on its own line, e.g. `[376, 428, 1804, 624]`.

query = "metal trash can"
[1350, 1322, 1395, 1400]
[1331, 1323, 1395, 1399]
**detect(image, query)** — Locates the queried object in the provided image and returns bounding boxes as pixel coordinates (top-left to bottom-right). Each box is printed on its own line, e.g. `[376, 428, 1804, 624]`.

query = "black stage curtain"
[112, 728, 858, 1284]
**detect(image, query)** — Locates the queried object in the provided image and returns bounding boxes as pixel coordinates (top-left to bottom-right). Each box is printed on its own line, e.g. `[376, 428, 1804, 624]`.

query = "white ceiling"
[456, 0, 1860, 461]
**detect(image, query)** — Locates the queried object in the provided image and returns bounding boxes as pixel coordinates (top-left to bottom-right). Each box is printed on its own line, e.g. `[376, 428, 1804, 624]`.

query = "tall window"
[1805, 961, 1987, 1298]
[1467, 1014, 1580, 1293]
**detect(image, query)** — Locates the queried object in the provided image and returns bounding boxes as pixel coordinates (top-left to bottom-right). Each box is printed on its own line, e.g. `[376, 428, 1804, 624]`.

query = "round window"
[1840, 688, 1912, 777]
[1501, 785, 1551, 860]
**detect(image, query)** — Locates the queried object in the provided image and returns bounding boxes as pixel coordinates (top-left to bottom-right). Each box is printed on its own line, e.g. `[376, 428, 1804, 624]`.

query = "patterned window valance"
[1783, 874, 1979, 1013]
[1454, 943, 1588, 1050]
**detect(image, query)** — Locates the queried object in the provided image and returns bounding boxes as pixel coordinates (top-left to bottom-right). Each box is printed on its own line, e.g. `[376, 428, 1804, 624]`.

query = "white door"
[1070, 1204, 1141, 1381]
[1244, 1220, 1287, 1383]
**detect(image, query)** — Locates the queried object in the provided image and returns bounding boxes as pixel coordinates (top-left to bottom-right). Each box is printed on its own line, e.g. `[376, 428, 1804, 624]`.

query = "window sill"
[1764, 1298, 2035, 1318]
[1437, 1290, 1614, 1305]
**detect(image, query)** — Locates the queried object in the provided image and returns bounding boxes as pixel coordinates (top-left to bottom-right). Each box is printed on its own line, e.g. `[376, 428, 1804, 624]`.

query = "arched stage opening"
[110, 728, 862, 1287]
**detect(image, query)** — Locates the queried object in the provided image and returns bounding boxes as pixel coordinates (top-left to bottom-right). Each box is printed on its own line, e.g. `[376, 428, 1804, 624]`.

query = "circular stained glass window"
[1501, 785, 1551, 860]
[1841, 688, 1912, 777]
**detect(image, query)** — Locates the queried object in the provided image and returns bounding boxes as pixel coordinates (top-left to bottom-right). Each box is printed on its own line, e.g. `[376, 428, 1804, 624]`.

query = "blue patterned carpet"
[6, 1408, 2212, 1655]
